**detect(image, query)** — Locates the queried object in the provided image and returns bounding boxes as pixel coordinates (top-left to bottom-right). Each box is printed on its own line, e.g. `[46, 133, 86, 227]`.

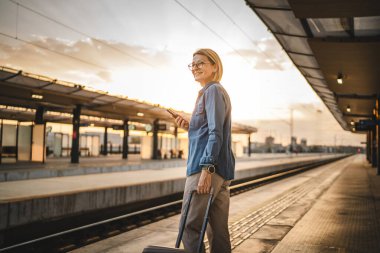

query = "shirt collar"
[198, 81, 218, 96]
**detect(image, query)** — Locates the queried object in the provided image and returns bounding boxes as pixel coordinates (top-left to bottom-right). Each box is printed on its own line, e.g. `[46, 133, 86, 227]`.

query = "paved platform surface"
[70, 155, 364, 253]
[269, 155, 380, 253]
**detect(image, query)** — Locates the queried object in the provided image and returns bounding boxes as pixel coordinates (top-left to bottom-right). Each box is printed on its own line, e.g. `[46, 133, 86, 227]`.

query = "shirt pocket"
[196, 100, 205, 115]
[190, 98, 206, 129]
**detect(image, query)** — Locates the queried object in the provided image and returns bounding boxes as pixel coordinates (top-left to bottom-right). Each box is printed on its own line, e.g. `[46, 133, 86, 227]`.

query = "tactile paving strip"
[204, 159, 349, 251]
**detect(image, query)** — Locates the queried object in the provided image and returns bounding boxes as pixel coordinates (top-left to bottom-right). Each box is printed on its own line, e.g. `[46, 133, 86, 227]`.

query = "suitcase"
[142, 189, 214, 253]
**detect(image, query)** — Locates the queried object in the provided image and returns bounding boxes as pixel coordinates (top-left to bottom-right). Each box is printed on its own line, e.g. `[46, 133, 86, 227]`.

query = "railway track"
[0, 155, 350, 253]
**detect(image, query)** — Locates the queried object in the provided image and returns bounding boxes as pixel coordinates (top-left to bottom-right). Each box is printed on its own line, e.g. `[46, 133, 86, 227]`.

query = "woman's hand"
[197, 170, 212, 194]
[175, 116, 189, 131]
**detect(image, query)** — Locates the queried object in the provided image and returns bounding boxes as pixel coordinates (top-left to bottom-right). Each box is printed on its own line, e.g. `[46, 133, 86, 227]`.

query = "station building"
[0, 66, 257, 165]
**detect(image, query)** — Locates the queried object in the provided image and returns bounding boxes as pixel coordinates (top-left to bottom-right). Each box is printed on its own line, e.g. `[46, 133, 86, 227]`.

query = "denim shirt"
[187, 82, 235, 180]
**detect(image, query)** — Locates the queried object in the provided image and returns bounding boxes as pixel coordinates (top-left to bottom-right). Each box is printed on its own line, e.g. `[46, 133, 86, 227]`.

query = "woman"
[175, 48, 235, 253]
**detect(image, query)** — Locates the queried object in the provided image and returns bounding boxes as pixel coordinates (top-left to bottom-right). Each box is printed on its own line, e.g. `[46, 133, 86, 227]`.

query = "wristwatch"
[202, 165, 216, 174]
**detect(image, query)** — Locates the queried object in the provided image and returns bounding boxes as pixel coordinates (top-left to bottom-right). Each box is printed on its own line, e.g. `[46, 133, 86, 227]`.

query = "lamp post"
[278, 106, 322, 153]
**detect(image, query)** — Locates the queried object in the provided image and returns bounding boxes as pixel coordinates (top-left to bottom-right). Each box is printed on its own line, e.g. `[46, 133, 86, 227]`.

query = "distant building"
[300, 138, 309, 152]
[245, 136, 286, 154]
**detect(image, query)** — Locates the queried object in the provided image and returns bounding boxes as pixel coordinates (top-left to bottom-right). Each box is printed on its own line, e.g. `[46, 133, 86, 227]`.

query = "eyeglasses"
[187, 61, 211, 71]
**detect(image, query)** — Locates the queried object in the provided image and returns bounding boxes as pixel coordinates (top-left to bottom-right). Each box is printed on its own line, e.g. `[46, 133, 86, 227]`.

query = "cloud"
[97, 70, 112, 82]
[230, 38, 290, 70]
[0, 36, 172, 85]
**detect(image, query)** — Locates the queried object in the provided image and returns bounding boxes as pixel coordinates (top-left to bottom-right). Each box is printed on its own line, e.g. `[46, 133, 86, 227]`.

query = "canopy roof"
[246, 0, 380, 132]
[0, 66, 257, 134]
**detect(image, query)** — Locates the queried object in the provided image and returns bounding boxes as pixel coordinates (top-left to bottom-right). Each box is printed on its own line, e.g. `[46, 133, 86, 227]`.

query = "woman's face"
[191, 54, 217, 86]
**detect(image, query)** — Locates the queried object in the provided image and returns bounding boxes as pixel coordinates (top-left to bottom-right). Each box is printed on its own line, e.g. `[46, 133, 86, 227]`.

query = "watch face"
[208, 165, 215, 173]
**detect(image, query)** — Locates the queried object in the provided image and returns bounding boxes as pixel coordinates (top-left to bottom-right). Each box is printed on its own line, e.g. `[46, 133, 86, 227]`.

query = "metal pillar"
[367, 131, 370, 163]
[35, 106, 46, 163]
[376, 97, 380, 175]
[371, 125, 377, 168]
[122, 119, 129, 159]
[369, 130, 373, 164]
[16, 122, 19, 161]
[71, 105, 81, 164]
[152, 119, 159, 159]
[103, 127, 108, 155]
[248, 134, 251, 157]
[377, 122, 380, 175]
[0, 120, 3, 164]
[174, 126, 178, 156]
[35, 106, 45, 124]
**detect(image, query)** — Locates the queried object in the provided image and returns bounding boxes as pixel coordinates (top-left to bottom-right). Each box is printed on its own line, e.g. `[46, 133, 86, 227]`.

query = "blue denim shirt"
[187, 82, 235, 180]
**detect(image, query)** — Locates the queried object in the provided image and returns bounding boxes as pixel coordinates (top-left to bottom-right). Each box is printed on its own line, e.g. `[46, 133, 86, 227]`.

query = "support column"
[376, 97, 380, 175]
[71, 105, 81, 164]
[0, 120, 3, 164]
[371, 124, 377, 168]
[103, 127, 108, 156]
[16, 122, 19, 161]
[174, 126, 178, 157]
[377, 123, 380, 175]
[34, 106, 46, 163]
[369, 130, 373, 164]
[35, 106, 45, 124]
[367, 131, 370, 163]
[248, 133, 251, 157]
[122, 119, 129, 159]
[152, 119, 159, 159]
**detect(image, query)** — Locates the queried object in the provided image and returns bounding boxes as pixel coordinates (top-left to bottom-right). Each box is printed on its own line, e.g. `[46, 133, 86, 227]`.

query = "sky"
[0, 0, 365, 146]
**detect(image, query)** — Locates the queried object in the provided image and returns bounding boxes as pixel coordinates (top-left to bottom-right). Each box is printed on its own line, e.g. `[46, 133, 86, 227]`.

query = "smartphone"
[167, 108, 179, 119]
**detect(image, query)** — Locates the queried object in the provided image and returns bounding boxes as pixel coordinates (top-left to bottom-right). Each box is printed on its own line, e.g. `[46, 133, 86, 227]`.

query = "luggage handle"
[175, 188, 214, 252]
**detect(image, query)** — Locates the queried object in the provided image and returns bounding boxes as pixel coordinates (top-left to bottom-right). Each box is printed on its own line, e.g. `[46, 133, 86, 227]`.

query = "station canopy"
[246, 0, 380, 132]
[0, 66, 257, 134]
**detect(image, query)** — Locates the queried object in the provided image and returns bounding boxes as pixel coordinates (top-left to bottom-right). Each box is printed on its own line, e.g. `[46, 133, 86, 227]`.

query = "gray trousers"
[180, 172, 231, 253]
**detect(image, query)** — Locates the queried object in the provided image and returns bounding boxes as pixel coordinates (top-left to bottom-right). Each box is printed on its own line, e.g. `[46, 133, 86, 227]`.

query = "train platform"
[0, 153, 320, 182]
[70, 154, 380, 253]
[0, 154, 341, 231]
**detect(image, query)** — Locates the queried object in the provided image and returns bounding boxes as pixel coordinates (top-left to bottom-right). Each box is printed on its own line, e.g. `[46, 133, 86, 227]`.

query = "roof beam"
[272, 31, 307, 38]
[335, 93, 377, 100]
[295, 65, 320, 70]
[0, 70, 22, 81]
[343, 113, 373, 118]
[247, 4, 292, 12]
[299, 18, 313, 38]
[39, 79, 57, 89]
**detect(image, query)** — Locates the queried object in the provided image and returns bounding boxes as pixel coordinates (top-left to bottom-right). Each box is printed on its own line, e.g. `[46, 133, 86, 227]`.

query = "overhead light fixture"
[337, 72, 343, 84]
[350, 120, 354, 126]
[346, 105, 351, 112]
[32, 94, 43, 100]
[137, 112, 144, 117]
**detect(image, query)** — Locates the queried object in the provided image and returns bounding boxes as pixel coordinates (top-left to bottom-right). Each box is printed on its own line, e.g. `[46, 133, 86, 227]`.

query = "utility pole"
[290, 108, 294, 152]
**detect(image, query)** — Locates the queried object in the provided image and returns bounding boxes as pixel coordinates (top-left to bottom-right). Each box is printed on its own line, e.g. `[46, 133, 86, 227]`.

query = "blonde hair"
[193, 48, 223, 82]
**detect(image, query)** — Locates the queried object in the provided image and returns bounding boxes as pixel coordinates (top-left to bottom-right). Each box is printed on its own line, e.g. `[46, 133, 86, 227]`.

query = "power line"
[173, 0, 253, 66]
[8, 0, 156, 68]
[210, 0, 283, 70]
[0, 32, 108, 70]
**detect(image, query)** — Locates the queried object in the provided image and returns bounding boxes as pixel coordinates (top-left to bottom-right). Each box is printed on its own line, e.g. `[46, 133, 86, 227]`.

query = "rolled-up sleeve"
[199, 86, 225, 166]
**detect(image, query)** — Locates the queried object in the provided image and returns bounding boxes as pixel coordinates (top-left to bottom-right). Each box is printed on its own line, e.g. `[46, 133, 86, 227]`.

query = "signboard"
[157, 124, 167, 131]
[112, 124, 124, 130]
[355, 120, 378, 131]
